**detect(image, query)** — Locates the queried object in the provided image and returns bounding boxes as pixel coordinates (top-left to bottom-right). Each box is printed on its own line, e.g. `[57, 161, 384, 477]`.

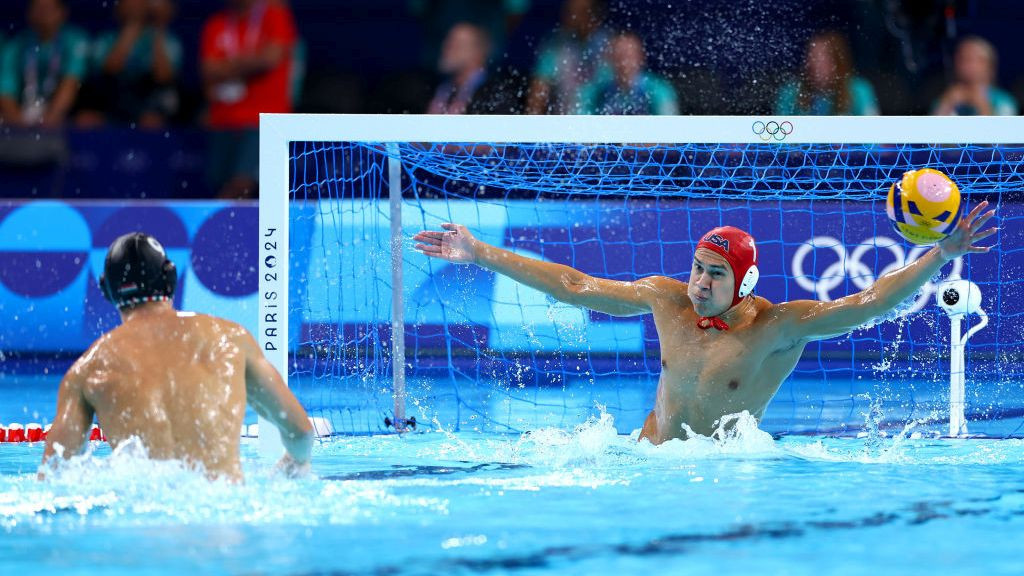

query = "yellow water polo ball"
[886, 168, 962, 245]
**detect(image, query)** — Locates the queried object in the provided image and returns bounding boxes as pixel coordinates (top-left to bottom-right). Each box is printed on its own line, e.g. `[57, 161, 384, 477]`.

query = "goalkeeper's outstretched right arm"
[413, 223, 678, 317]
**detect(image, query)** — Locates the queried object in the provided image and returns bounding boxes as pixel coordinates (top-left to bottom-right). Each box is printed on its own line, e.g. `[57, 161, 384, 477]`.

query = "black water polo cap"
[99, 232, 177, 308]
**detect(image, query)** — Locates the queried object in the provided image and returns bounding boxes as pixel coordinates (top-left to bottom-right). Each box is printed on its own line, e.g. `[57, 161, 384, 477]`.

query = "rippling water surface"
[3, 412, 1023, 575]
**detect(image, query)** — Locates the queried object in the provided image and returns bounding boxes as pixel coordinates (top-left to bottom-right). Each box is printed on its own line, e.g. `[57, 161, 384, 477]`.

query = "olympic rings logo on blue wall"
[790, 235, 963, 315]
[752, 120, 794, 142]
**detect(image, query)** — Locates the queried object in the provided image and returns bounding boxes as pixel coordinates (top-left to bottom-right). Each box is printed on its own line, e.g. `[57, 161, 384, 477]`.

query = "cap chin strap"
[697, 291, 756, 332]
[696, 316, 730, 331]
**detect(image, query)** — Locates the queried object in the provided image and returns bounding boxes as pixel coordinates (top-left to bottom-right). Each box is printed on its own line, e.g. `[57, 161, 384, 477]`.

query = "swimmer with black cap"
[413, 202, 997, 443]
[40, 232, 313, 481]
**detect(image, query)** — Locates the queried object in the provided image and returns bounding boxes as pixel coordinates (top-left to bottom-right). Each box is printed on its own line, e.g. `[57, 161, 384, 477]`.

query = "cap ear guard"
[737, 265, 759, 298]
[98, 273, 113, 303]
[162, 260, 177, 300]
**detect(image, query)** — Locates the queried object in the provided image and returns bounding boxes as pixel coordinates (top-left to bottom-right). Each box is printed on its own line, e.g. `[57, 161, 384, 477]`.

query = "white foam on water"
[417, 408, 784, 471]
[12, 412, 1018, 531]
[323, 405, 1024, 472]
[2, 437, 447, 531]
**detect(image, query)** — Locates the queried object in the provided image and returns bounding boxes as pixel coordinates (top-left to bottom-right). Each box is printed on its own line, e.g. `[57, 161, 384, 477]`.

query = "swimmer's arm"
[414, 223, 680, 316]
[39, 363, 94, 478]
[476, 243, 662, 316]
[241, 332, 314, 468]
[779, 202, 997, 344]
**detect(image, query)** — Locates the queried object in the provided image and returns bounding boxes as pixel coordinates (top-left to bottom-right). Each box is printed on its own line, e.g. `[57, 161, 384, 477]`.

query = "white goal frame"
[258, 114, 1021, 447]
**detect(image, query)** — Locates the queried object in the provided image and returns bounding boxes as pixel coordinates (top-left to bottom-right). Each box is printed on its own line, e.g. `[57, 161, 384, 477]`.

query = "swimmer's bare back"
[42, 302, 312, 481]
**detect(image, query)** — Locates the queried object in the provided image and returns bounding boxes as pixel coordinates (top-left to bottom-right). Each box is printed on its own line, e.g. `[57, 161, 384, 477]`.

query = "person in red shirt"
[200, 0, 297, 199]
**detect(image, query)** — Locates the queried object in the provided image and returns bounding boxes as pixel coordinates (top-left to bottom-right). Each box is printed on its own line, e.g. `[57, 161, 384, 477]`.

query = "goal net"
[259, 115, 1023, 438]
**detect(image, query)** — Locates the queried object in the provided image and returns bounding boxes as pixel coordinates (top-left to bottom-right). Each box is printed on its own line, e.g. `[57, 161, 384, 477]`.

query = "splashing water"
[2, 438, 447, 532]
[7, 406, 1022, 540]
[324, 404, 1005, 473]
[3, 425, 1022, 576]
[422, 408, 784, 471]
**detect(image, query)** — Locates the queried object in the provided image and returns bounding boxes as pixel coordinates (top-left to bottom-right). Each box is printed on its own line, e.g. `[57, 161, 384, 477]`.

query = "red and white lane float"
[0, 423, 105, 443]
[3, 417, 333, 443]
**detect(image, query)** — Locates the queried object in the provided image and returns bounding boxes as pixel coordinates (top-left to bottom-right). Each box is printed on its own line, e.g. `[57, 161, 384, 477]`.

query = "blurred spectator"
[200, 0, 297, 199]
[76, 0, 182, 129]
[0, 0, 89, 129]
[526, 0, 612, 115]
[426, 22, 518, 114]
[577, 32, 678, 116]
[932, 35, 1018, 116]
[409, 0, 529, 72]
[774, 31, 879, 116]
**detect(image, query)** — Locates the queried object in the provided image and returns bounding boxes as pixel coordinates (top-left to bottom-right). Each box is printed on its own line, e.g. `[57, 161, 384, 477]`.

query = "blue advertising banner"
[0, 201, 259, 352]
[1, 199, 1020, 373]
[305, 198, 1019, 365]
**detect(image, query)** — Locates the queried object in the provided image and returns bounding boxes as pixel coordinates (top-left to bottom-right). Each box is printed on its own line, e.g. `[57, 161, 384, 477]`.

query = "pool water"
[3, 409, 1024, 575]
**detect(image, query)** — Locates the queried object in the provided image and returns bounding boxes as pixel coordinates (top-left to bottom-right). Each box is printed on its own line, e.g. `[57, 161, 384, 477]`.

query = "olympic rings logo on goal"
[790, 235, 963, 315]
[752, 120, 794, 142]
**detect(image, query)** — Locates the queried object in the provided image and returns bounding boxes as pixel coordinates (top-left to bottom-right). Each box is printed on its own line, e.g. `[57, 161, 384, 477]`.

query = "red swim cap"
[696, 226, 759, 308]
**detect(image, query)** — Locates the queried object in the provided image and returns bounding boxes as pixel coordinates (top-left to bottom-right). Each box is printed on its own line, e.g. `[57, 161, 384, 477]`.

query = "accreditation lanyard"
[221, 1, 268, 56]
[22, 39, 62, 105]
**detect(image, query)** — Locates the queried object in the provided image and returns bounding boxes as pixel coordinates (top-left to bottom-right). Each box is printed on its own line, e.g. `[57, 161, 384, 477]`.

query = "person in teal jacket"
[774, 30, 879, 116]
[77, 0, 183, 128]
[527, 0, 612, 115]
[932, 35, 1018, 116]
[0, 0, 90, 128]
[578, 31, 678, 116]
